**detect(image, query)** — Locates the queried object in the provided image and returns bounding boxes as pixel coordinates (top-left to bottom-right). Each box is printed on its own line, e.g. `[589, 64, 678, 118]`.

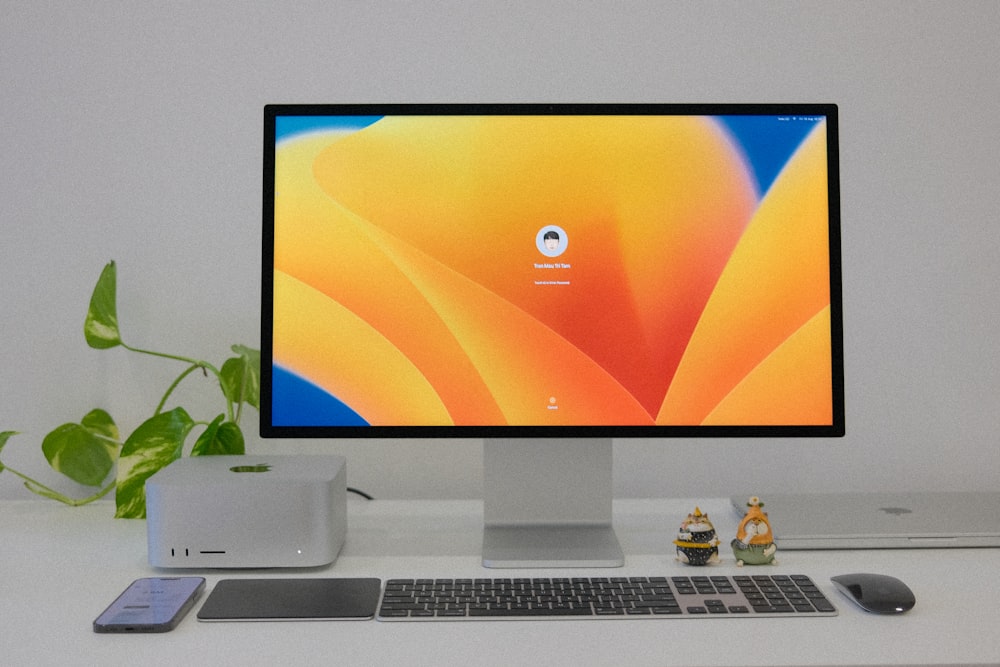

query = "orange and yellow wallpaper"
[270, 114, 834, 427]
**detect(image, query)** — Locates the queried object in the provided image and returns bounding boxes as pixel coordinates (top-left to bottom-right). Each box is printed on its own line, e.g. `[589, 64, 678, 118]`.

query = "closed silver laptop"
[729, 492, 1000, 549]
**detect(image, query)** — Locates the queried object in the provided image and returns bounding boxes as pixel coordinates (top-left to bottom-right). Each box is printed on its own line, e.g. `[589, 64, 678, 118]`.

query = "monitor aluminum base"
[482, 437, 624, 568]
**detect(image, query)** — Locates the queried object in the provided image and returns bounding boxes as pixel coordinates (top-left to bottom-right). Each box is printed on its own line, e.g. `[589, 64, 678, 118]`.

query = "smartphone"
[93, 577, 205, 633]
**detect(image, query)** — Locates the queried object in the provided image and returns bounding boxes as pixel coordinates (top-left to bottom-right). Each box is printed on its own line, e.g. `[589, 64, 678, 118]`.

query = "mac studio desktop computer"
[260, 103, 845, 568]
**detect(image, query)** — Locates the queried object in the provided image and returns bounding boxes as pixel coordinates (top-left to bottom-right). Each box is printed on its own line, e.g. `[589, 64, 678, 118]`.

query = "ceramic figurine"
[674, 507, 721, 565]
[731, 496, 777, 566]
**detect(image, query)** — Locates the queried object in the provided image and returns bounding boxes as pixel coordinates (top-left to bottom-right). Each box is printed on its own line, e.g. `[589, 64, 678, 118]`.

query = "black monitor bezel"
[260, 103, 844, 439]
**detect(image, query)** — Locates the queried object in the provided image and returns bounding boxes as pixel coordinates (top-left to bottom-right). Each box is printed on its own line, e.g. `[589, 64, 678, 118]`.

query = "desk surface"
[4, 497, 999, 667]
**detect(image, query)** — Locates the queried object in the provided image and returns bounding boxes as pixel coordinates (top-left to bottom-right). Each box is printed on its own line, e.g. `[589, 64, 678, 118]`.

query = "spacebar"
[468, 607, 594, 617]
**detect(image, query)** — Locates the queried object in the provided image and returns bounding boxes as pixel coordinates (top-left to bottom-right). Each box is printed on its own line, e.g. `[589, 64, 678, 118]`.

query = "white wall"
[2, 1, 998, 501]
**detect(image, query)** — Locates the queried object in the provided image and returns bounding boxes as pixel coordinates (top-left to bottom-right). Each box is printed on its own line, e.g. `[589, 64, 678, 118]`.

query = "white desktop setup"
[7, 476, 1000, 666]
[8, 104, 999, 665]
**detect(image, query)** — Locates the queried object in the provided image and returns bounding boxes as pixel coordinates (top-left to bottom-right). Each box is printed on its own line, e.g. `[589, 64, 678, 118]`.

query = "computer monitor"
[261, 103, 844, 567]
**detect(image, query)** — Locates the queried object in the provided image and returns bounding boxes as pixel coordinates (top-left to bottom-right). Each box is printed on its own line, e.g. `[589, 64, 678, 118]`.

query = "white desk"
[4, 497, 999, 667]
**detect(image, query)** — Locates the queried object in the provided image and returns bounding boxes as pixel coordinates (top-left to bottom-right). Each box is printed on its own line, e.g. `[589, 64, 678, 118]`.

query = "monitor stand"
[482, 437, 624, 568]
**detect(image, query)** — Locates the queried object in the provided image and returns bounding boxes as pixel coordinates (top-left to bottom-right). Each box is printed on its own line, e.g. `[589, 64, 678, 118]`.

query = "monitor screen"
[261, 104, 843, 439]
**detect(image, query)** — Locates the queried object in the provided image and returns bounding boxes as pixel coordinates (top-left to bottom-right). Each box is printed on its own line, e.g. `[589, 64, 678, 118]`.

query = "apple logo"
[229, 464, 272, 473]
[879, 506, 913, 516]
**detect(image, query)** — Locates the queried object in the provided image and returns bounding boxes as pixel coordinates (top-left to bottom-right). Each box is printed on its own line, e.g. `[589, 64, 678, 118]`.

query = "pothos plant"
[0, 261, 260, 518]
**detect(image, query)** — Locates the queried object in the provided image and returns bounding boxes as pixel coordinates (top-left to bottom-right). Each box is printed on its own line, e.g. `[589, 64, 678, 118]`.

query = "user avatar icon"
[536, 225, 568, 257]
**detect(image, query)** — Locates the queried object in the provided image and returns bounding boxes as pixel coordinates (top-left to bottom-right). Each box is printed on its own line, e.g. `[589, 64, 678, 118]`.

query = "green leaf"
[220, 345, 260, 410]
[115, 408, 195, 519]
[191, 415, 246, 456]
[0, 431, 18, 472]
[84, 261, 123, 349]
[22, 480, 74, 503]
[41, 418, 119, 487]
[80, 408, 120, 441]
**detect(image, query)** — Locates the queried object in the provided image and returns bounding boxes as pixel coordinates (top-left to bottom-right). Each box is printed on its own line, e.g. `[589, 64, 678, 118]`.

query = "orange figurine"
[731, 496, 777, 566]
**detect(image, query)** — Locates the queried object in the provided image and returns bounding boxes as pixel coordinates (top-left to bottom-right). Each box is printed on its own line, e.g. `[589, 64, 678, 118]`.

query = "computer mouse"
[830, 573, 915, 614]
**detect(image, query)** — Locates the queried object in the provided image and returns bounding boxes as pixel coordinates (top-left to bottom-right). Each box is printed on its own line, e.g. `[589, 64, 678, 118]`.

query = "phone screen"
[93, 577, 205, 633]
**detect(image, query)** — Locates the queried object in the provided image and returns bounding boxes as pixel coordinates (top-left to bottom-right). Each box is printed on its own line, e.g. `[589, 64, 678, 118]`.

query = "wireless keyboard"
[376, 574, 837, 620]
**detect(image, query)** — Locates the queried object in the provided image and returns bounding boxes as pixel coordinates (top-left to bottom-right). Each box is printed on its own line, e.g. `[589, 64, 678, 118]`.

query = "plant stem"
[1, 463, 114, 506]
[233, 367, 249, 424]
[121, 341, 219, 373]
[123, 343, 235, 422]
[154, 363, 200, 415]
